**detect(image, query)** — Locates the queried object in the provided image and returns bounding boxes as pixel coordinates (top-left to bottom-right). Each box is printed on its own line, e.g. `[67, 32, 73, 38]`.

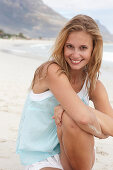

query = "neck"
[70, 69, 86, 83]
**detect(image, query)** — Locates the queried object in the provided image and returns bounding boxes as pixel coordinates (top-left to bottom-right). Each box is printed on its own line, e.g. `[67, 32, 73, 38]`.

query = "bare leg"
[57, 127, 73, 170]
[60, 112, 95, 170]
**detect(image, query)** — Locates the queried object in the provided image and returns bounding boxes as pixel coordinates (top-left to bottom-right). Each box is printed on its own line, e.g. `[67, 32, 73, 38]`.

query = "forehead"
[66, 31, 93, 45]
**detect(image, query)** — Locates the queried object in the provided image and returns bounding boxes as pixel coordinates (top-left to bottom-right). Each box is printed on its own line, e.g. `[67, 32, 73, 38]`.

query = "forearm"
[89, 107, 113, 137]
[75, 117, 107, 138]
[62, 110, 105, 138]
[55, 105, 105, 138]
[76, 122, 104, 138]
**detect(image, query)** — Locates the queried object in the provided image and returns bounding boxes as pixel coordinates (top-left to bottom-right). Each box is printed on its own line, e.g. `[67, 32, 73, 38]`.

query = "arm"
[47, 64, 103, 137]
[89, 107, 113, 137]
[90, 80, 113, 137]
[54, 105, 107, 139]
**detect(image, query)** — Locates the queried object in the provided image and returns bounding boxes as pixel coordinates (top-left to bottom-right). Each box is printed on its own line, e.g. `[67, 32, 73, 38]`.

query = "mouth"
[70, 58, 83, 64]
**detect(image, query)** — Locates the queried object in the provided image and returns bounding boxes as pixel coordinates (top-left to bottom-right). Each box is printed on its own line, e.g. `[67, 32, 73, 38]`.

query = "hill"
[0, 0, 113, 42]
[0, 0, 66, 38]
[96, 20, 113, 43]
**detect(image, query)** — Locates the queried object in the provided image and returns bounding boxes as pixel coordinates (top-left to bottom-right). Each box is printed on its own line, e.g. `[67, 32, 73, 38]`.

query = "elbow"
[78, 116, 92, 125]
[77, 111, 96, 125]
[77, 107, 96, 125]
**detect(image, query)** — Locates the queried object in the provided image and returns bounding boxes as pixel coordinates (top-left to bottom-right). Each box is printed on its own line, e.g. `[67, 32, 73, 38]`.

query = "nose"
[72, 49, 80, 58]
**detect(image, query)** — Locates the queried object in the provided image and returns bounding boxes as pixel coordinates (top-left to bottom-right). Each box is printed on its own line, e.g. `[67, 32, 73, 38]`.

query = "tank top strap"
[77, 78, 90, 105]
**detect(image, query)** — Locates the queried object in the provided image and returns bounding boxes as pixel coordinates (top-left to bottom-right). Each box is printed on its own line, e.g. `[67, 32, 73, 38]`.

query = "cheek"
[86, 53, 91, 60]
[64, 49, 71, 58]
[85, 51, 92, 60]
[64, 49, 69, 59]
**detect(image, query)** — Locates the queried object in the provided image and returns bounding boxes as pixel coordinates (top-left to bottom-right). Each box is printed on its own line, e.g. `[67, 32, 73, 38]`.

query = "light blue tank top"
[16, 80, 89, 165]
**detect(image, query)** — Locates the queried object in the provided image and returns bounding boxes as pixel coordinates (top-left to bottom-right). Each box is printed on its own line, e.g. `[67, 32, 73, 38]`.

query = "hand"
[53, 105, 64, 127]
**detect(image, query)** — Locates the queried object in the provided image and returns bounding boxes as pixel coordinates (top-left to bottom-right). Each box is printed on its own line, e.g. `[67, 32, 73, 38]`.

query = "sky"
[43, 0, 113, 34]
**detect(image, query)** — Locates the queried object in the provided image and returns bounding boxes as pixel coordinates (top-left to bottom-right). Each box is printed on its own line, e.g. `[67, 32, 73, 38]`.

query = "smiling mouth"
[70, 58, 83, 64]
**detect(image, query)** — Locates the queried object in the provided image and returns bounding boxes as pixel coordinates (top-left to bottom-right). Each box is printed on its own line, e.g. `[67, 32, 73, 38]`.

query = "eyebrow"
[65, 42, 73, 45]
[65, 42, 72, 44]
[65, 42, 88, 46]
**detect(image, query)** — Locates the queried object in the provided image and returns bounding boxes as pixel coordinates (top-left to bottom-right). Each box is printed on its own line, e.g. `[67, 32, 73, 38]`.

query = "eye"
[66, 44, 73, 49]
[80, 45, 88, 50]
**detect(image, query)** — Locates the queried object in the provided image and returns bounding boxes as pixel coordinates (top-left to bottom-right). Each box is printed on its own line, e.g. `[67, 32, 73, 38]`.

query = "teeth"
[71, 60, 81, 63]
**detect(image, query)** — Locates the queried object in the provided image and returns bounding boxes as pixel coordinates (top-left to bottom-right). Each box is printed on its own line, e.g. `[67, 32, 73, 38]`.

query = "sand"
[0, 39, 113, 170]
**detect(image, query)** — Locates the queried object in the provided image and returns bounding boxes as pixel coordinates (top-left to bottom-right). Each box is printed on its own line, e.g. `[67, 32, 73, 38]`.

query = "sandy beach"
[0, 39, 113, 170]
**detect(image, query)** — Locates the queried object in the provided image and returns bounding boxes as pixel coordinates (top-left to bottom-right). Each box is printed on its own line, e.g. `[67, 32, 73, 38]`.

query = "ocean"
[1, 40, 113, 80]
[3, 41, 113, 79]
[2, 41, 113, 64]
[2, 41, 113, 62]
[1, 40, 113, 103]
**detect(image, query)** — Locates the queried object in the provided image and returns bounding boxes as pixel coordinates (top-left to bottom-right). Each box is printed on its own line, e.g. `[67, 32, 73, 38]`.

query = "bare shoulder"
[47, 62, 62, 76]
[91, 80, 106, 98]
[91, 80, 113, 115]
[32, 62, 68, 93]
[32, 62, 58, 93]
[90, 80, 108, 102]
[47, 62, 69, 82]
[46, 62, 77, 101]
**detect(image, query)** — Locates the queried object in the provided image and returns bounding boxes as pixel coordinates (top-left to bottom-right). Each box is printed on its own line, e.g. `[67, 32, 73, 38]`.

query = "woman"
[17, 14, 113, 170]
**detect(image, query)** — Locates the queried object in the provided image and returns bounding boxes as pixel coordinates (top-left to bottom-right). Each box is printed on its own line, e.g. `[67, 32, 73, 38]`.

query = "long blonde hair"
[31, 14, 103, 96]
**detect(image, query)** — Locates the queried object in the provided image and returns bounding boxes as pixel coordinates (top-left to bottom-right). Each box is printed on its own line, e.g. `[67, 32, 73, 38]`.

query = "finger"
[55, 119, 61, 126]
[56, 122, 62, 127]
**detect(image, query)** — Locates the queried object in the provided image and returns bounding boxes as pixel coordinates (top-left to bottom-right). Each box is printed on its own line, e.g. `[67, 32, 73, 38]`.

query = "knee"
[62, 111, 79, 133]
[56, 112, 75, 143]
[56, 112, 77, 143]
[61, 112, 94, 151]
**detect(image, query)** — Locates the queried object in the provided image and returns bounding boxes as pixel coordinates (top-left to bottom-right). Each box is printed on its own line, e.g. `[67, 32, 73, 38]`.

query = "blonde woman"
[16, 15, 113, 170]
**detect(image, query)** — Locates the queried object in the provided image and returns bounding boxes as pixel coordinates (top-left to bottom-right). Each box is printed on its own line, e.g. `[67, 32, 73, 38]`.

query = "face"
[64, 31, 93, 72]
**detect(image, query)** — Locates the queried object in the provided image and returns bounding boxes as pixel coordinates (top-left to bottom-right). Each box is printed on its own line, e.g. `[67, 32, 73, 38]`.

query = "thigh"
[61, 112, 95, 170]
[57, 126, 72, 170]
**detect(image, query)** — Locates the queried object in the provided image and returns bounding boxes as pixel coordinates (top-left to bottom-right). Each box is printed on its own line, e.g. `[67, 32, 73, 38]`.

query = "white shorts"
[25, 154, 64, 170]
